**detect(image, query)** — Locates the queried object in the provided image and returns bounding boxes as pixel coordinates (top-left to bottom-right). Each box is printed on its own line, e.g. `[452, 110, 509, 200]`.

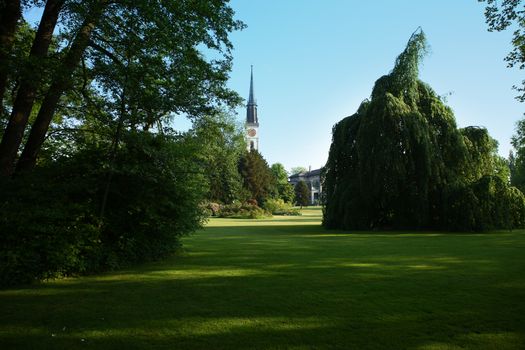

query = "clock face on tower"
[248, 128, 257, 137]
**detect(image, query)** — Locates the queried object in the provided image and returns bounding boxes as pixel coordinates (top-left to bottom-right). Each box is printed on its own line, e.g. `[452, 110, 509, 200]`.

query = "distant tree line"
[206, 147, 299, 218]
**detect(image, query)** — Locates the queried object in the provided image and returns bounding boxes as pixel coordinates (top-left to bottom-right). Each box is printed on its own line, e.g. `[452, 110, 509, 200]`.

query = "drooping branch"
[88, 39, 125, 68]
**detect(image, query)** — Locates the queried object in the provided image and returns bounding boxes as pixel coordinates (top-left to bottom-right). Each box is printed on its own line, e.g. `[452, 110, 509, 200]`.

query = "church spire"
[248, 65, 255, 104]
[246, 65, 258, 125]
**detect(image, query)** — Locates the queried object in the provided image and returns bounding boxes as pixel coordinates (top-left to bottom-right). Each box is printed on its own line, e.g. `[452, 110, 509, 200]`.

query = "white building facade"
[289, 168, 323, 205]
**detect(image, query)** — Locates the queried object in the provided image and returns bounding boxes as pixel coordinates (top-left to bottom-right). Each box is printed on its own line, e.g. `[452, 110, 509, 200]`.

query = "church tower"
[246, 66, 259, 151]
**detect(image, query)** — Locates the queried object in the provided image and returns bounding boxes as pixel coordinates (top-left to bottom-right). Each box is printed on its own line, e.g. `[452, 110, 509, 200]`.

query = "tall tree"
[294, 180, 310, 208]
[271, 163, 289, 183]
[238, 150, 276, 204]
[323, 29, 523, 231]
[511, 118, 525, 191]
[11, 0, 244, 173]
[0, 0, 65, 176]
[271, 163, 295, 203]
[0, 0, 247, 284]
[0, 21, 35, 126]
[479, 0, 525, 101]
[16, 0, 109, 173]
[0, 0, 22, 114]
[191, 112, 245, 204]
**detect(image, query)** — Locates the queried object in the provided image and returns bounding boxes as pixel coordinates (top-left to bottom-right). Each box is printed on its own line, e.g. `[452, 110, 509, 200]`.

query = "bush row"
[0, 133, 206, 287]
[204, 198, 301, 219]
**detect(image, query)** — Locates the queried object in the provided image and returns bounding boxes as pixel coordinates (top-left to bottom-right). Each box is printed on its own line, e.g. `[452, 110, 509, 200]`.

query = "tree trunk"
[0, 0, 21, 114]
[16, 1, 108, 173]
[0, 0, 64, 177]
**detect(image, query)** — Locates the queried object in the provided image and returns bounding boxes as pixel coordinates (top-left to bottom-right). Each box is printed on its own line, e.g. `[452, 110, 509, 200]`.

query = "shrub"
[263, 198, 301, 216]
[246, 198, 258, 206]
[218, 202, 271, 219]
[0, 165, 103, 286]
[0, 132, 207, 287]
[445, 176, 525, 231]
[202, 202, 221, 217]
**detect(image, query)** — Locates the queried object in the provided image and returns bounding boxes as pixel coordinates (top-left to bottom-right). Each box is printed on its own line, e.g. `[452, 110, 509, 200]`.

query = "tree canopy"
[0, 0, 246, 286]
[0, 0, 245, 175]
[191, 112, 245, 204]
[271, 163, 295, 203]
[323, 29, 525, 231]
[479, 0, 525, 101]
[294, 180, 310, 208]
[510, 118, 525, 191]
[238, 150, 276, 205]
[290, 166, 307, 176]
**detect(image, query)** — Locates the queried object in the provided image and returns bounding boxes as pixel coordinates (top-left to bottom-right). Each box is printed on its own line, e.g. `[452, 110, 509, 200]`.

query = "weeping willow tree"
[323, 29, 525, 231]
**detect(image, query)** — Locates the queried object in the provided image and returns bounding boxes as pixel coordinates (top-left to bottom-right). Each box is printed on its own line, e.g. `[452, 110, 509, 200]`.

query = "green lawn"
[1, 207, 525, 349]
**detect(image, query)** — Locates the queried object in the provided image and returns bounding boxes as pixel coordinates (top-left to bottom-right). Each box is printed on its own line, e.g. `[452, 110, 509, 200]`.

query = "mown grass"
[1, 207, 524, 349]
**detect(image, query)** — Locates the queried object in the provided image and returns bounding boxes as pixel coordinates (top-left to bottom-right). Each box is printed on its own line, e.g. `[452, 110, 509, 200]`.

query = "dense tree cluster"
[204, 152, 298, 218]
[191, 113, 246, 204]
[323, 30, 525, 231]
[238, 150, 276, 205]
[0, 0, 245, 286]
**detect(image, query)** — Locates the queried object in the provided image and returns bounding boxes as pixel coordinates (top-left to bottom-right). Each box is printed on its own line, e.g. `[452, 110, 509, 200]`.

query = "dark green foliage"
[0, 132, 206, 286]
[0, 21, 36, 120]
[445, 175, 525, 231]
[480, 0, 525, 101]
[461, 126, 510, 182]
[510, 118, 525, 191]
[238, 150, 277, 204]
[278, 183, 295, 203]
[294, 180, 311, 207]
[271, 163, 295, 203]
[0, 0, 245, 286]
[0, 0, 245, 177]
[97, 132, 206, 262]
[324, 30, 523, 231]
[191, 113, 245, 204]
[0, 170, 101, 286]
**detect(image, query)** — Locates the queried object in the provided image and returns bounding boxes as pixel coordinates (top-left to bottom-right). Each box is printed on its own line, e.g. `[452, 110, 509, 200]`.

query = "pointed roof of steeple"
[248, 65, 255, 104]
[246, 65, 258, 125]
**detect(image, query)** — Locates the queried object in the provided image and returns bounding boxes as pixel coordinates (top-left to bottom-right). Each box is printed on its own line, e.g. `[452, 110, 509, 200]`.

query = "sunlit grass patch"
[1, 207, 524, 349]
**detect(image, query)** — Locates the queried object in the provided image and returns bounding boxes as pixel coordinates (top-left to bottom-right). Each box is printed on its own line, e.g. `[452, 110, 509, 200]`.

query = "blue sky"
[22, 1, 523, 173]
[225, 0, 523, 172]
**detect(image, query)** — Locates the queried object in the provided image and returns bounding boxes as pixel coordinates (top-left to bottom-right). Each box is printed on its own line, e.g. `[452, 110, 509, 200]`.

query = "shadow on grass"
[1, 221, 525, 349]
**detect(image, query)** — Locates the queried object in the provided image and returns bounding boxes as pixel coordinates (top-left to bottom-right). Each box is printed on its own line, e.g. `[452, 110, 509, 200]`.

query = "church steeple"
[246, 65, 258, 125]
[245, 66, 259, 151]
